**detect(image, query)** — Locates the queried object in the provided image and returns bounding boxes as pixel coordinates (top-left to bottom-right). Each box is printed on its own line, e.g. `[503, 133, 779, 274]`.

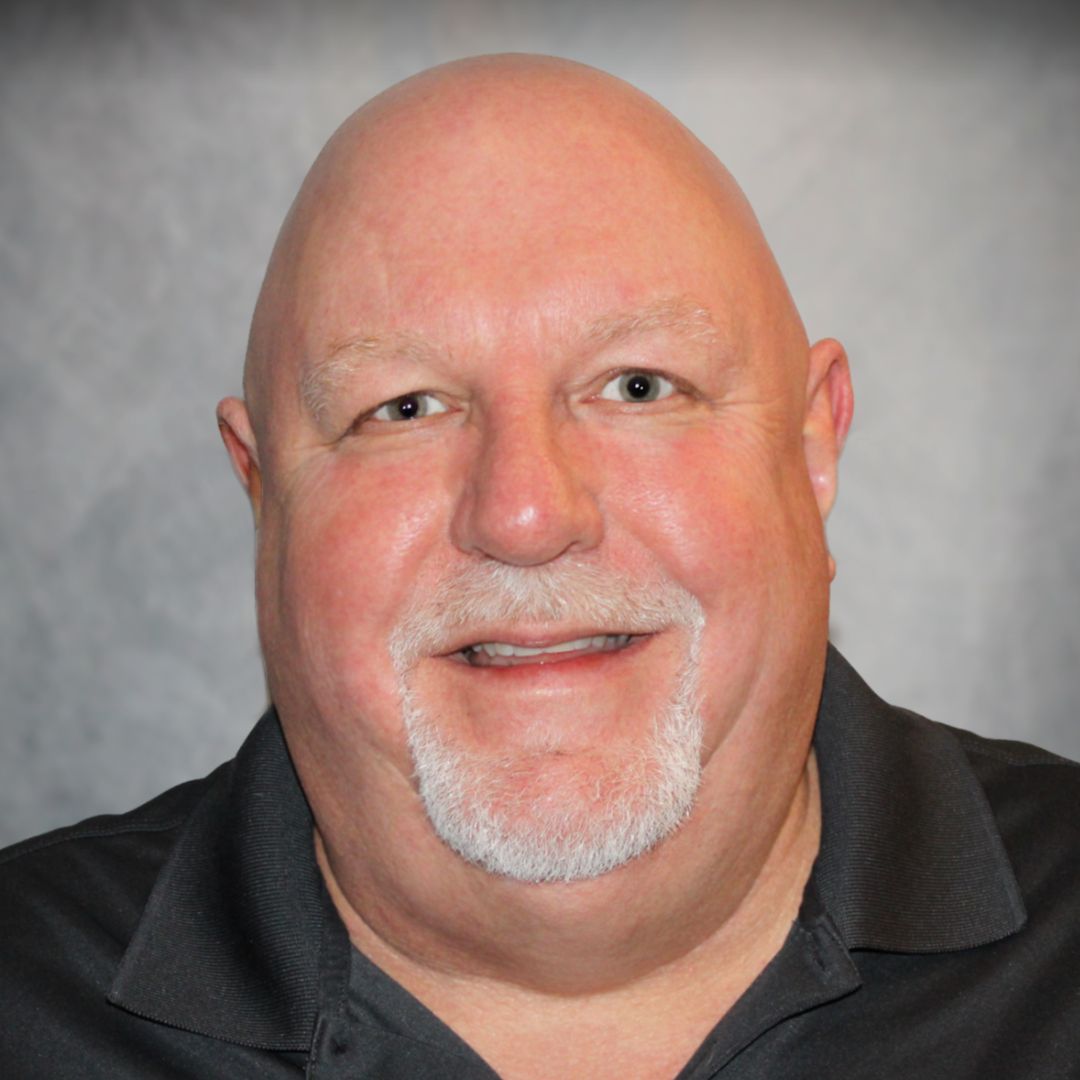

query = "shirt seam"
[0, 815, 190, 867]
[952, 736, 1078, 768]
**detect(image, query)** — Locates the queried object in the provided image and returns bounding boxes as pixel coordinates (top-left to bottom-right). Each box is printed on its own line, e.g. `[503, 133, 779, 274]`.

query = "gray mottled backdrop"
[2, 0, 1078, 846]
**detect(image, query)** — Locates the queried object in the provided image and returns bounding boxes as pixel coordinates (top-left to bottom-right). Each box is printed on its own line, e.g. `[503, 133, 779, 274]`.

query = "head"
[218, 55, 853, 889]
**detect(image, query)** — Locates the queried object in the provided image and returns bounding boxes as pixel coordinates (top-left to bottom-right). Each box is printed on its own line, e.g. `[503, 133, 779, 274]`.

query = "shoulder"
[1, 767, 223, 911]
[1, 765, 226, 943]
[924, 713, 1080, 828]
[940, 720, 1080, 898]
[898, 710, 1080, 986]
[0, 768, 225, 1064]
[815, 647, 1080, 961]
[944, 718, 1079, 777]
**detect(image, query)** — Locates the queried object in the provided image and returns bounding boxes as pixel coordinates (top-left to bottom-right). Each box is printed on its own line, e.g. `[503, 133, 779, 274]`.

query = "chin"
[403, 673, 704, 885]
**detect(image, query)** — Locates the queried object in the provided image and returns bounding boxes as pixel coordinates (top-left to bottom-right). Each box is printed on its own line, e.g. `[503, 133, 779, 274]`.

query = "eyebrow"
[584, 296, 723, 350]
[299, 295, 724, 421]
[299, 331, 440, 422]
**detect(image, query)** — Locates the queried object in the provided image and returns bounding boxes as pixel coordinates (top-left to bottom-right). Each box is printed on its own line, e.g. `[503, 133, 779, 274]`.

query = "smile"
[460, 633, 637, 667]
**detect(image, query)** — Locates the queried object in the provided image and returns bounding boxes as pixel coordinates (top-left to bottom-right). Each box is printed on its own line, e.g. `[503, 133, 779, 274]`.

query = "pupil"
[624, 374, 652, 400]
[396, 395, 420, 419]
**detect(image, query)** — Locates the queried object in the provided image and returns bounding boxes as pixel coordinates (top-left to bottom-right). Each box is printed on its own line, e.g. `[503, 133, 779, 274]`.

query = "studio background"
[2, 0, 1078, 847]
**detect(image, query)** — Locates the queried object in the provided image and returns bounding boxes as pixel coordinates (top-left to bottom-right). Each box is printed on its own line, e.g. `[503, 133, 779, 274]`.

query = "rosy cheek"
[275, 453, 451, 681]
[594, 427, 778, 607]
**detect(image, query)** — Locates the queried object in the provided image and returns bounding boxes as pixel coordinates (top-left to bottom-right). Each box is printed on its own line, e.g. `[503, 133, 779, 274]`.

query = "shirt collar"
[108, 647, 1026, 1048]
[811, 646, 1026, 951]
[108, 711, 331, 1050]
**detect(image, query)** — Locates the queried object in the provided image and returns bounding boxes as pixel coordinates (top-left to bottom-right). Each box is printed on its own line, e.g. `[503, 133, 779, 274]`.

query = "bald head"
[217, 52, 852, 922]
[242, 54, 806, 437]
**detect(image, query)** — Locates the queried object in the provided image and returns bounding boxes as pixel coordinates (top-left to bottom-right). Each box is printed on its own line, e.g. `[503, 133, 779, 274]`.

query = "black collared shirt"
[3, 649, 1079, 1078]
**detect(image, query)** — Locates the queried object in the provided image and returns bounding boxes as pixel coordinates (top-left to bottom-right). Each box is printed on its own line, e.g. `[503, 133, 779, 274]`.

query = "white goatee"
[389, 562, 706, 884]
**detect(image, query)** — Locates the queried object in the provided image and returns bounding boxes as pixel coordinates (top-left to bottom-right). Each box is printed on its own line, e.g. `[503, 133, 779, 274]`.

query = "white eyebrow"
[299, 296, 724, 420]
[299, 331, 440, 422]
[585, 297, 723, 349]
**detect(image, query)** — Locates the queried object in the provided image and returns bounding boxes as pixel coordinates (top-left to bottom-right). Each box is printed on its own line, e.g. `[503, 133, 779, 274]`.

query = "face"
[229, 86, 844, 888]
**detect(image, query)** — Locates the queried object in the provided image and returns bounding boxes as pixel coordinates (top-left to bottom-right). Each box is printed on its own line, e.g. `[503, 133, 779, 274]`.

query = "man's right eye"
[370, 393, 449, 422]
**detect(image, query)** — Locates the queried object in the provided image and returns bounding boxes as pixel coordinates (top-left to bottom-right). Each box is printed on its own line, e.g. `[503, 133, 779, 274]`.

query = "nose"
[450, 406, 604, 566]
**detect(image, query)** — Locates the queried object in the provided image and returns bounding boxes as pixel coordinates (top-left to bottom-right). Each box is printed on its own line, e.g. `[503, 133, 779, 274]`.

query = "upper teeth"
[469, 634, 632, 658]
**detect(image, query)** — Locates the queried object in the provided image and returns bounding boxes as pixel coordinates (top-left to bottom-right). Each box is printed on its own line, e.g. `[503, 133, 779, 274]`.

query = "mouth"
[456, 633, 642, 668]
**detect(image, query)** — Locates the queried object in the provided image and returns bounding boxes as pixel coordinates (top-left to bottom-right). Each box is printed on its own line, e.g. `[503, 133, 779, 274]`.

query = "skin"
[217, 55, 854, 1079]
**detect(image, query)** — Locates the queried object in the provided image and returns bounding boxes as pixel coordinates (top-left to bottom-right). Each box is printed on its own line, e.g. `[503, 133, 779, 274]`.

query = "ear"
[802, 337, 854, 524]
[216, 397, 262, 525]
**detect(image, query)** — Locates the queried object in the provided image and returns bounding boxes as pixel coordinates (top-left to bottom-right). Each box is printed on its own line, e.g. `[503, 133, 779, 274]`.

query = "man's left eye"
[598, 371, 675, 403]
[371, 392, 449, 422]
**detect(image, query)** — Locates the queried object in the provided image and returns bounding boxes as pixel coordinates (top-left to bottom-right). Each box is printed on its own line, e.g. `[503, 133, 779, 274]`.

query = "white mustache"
[389, 561, 704, 673]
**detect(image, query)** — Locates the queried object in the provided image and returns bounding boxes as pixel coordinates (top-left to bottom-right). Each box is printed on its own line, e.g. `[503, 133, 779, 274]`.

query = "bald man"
[3, 56, 1079, 1079]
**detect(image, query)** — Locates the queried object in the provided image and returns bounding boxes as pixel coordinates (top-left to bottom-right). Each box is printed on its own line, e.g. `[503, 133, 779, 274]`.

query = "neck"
[315, 750, 820, 1001]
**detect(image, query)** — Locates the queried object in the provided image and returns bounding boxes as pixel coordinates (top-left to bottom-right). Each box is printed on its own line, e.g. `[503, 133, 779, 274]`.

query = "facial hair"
[389, 562, 706, 884]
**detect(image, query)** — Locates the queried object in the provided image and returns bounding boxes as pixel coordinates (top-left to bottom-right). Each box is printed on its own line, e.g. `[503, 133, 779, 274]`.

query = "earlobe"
[216, 397, 262, 524]
[802, 338, 854, 524]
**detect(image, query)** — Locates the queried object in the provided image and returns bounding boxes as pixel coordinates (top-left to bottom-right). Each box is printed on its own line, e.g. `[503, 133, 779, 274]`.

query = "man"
[2, 54, 1077, 1079]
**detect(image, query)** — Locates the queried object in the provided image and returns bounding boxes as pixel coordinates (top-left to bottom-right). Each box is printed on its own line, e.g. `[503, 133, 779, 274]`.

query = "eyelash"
[369, 392, 449, 423]
[350, 367, 686, 435]
[596, 369, 677, 403]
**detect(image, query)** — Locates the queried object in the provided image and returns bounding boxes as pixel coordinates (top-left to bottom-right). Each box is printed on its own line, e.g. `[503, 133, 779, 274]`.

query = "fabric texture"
[2, 648, 1078, 1078]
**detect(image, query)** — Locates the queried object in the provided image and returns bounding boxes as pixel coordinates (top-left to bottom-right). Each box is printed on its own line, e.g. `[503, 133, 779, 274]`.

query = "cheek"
[594, 425, 828, 762]
[266, 453, 451, 709]
[596, 426, 789, 608]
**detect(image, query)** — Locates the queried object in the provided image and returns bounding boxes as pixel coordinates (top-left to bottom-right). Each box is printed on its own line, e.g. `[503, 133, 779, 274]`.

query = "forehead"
[291, 179, 747, 358]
